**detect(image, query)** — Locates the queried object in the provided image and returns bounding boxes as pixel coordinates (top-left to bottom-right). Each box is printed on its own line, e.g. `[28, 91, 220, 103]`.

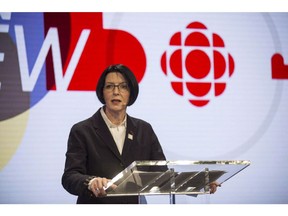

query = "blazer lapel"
[92, 109, 122, 161]
[121, 115, 137, 160]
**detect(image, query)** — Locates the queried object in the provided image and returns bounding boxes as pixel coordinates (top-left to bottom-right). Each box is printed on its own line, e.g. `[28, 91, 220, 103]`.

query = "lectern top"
[105, 160, 250, 196]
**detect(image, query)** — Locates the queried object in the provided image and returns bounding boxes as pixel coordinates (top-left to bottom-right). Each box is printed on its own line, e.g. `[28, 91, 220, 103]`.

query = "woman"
[62, 64, 167, 204]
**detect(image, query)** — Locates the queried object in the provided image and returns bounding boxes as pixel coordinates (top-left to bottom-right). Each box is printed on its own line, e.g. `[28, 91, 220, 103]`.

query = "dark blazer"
[62, 108, 166, 204]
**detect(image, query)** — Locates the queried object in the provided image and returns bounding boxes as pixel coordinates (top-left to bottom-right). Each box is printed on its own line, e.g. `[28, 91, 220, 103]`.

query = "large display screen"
[0, 12, 288, 204]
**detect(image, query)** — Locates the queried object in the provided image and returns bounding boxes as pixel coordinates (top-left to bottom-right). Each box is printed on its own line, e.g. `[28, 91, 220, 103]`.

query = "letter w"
[15, 26, 90, 91]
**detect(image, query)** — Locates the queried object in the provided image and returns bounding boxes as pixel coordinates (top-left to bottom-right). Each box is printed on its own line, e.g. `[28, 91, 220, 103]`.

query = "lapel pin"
[128, 133, 133, 140]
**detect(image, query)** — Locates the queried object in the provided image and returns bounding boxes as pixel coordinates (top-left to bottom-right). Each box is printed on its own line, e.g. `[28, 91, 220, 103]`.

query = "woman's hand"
[209, 181, 221, 194]
[88, 177, 109, 197]
[88, 177, 117, 197]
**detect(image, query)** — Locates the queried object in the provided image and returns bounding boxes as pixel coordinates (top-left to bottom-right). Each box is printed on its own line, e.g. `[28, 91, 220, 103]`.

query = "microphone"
[122, 101, 129, 106]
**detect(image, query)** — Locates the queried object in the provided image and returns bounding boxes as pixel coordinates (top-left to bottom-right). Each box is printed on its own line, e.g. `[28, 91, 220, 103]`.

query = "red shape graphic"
[44, 13, 146, 90]
[189, 100, 209, 107]
[228, 54, 235, 77]
[215, 83, 226, 96]
[170, 32, 181, 45]
[212, 33, 225, 47]
[214, 50, 226, 79]
[171, 82, 183, 96]
[44, 13, 71, 90]
[186, 50, 211, 79]
[160, 21, 235, 107]
[161, 52, 167, 75]
[185, 32, 210, 47]
[186, 82, 211, 97]
[170, 49, 183, 78]
[272, 53, 288, 79]
[186, 22, 207, 29]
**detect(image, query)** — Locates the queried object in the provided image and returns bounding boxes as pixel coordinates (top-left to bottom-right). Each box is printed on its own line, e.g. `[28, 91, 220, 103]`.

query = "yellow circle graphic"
[0, 110, 29, 170]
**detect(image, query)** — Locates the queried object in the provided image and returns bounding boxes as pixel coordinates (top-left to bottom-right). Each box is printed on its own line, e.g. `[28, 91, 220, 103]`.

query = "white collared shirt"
[100, 107, 127, 155]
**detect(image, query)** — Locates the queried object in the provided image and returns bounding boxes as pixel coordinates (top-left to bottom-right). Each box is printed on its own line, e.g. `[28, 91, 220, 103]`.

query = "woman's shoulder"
[127, 115, 152, 128]
[71, 110, 101, 130]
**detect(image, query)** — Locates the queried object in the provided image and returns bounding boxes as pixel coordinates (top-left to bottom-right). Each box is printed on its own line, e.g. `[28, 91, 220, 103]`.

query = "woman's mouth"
[111, 99, 121, 104]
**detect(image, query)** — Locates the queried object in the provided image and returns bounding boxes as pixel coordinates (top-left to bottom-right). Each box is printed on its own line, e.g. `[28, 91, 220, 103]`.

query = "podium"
[105, 160, 250, 204]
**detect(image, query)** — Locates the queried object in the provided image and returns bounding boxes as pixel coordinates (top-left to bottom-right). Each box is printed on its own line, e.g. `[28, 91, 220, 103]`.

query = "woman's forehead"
[105, 72, 126, 82]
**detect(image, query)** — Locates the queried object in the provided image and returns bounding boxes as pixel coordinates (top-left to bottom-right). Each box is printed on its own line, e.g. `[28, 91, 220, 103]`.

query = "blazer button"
[120, 163, 124, 168]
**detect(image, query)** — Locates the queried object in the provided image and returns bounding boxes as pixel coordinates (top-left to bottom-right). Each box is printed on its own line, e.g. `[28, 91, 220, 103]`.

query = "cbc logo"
[161, 21, 235, 107]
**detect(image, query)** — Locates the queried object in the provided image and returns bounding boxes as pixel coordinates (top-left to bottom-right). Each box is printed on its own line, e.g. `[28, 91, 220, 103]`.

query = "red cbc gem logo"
[161, 21, 235, 107]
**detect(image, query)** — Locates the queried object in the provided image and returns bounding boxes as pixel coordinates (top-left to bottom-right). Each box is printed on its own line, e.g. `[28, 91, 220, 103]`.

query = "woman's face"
[103, 72, 130, 114]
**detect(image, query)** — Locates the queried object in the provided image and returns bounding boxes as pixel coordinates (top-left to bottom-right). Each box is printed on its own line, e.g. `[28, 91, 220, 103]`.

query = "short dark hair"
[96, 64, 139, 106]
